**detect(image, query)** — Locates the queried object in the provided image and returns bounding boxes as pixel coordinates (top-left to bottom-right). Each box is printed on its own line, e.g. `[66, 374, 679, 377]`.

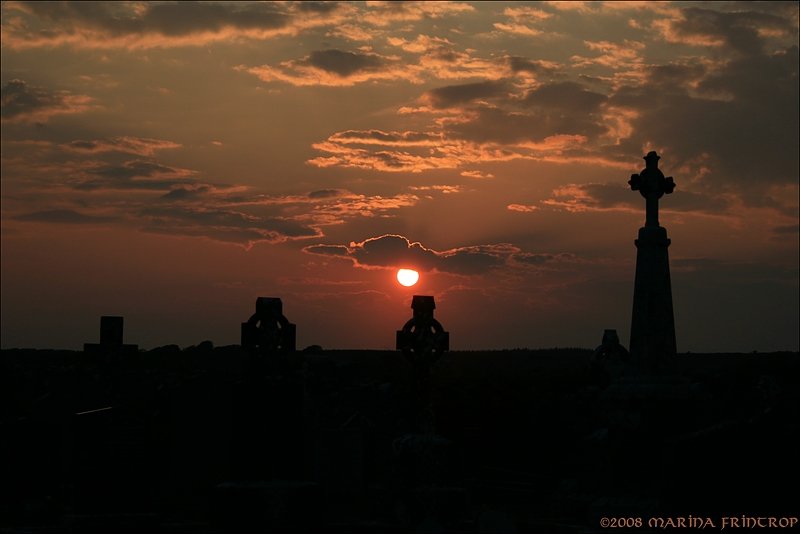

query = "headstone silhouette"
[83, 315, 138, 355]
[394, 296, 463, 529]
[628, 151, 677, 370]
[396, 295, 449, 362]
[589, 329, 631, 383]
[100, 316, 124, 346]
[593, 329, 630, 363]
[241, 297, 296, 354]
[396, 295, 449, 435]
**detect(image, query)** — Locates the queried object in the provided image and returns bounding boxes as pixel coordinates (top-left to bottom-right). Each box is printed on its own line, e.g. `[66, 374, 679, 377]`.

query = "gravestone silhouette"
[83, 315, 138, 356]
[628, 151, 677, 371]
[590, 329, 632, 383]
[241, 297, 296, 354]
[396, 295, 449, 359]
[397, 295, 450, 410]
[394, 296, 464, 530]
[214, 298, 312, 530]
[594, 329, 630, 362]
[396, 295, 448, 434]
[397, 295, 448, 434]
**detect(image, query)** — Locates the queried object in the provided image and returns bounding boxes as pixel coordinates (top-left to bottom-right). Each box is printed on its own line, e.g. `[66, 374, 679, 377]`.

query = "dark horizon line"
[2, 346, 798, 356]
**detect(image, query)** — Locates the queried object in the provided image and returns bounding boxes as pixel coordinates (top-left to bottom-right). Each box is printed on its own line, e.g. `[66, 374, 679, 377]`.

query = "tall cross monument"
[628, 151, 677, 370]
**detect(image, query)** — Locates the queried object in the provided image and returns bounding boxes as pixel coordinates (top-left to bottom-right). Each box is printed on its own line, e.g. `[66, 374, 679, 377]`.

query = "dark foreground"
[2, 347, 799, 533]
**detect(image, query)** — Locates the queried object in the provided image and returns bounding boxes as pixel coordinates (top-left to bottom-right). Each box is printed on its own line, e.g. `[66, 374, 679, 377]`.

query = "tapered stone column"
[628, 152, 677, 370]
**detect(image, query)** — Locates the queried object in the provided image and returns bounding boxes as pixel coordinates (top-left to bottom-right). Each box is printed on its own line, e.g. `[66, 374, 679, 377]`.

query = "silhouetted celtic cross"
[628, 151, 675, 227]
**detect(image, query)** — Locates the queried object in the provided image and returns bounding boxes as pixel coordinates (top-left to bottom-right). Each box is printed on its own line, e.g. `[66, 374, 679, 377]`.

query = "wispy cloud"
[74, 159, 197, 191]
[325, 130, 444, 147]
[64, 136, 181, 156]
[492, 5, 553, 37]
[1, 79, 94, 123]
[327, 24, 377, 42]
[424, 80, 510, 108]
[410, 185, 464, 194]
[304, 233, 587, 277]
[541, 182, 732, 216]
[1, 1, 482, 51]
[138, 205, 322, 247]
[360, 1, 475, 27]
[571, 39, 646, 74]
[307, 75, 626, 173]
[507, 204, 538, 213]
[1, 1, 356, 49]
[237, 48, 420, 87]
[459, 170, 494, 179]
[4, 139, 430, 248]
[654, 6, 798, 53]
[304, 234, 515, 275]
[240, 39, 511, 87]
[503, 6, 553, 21]
[412, 43, 510, 81]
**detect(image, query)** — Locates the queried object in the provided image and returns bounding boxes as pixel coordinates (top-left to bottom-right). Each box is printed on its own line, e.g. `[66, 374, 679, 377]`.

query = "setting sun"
[396, 269, 419, 287]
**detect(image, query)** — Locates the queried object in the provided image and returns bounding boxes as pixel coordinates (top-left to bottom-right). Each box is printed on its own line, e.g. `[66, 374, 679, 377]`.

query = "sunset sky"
[2, 1, 798, 352]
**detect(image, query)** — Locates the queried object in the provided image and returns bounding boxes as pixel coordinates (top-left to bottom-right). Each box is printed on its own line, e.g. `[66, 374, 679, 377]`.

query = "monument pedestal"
[630, 225, 676, 371]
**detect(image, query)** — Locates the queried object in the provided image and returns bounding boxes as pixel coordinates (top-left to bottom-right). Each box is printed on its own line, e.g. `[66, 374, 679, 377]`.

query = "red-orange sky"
[1, 1, 798, 352]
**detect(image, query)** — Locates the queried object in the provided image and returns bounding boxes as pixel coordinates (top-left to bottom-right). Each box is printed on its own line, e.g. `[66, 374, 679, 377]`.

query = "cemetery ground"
[2, 346, 799, 533]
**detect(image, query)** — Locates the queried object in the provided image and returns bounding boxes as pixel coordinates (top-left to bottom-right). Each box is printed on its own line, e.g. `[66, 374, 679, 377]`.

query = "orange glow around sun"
[396, 268, 419, 287]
